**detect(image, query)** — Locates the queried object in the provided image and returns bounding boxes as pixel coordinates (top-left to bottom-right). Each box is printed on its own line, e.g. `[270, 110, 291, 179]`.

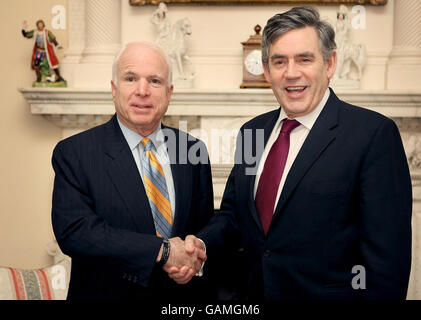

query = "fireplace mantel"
[19, 87, 421, 121]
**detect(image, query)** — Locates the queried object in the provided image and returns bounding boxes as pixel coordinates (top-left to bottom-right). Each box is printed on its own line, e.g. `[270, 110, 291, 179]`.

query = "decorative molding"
[212, 164, 233, 184]
[81, 0, 121, 64]
[130, 0, 387, 6]
[387, 0, 421, 91]
[188, 51, 390, 66]
[211, 164, 232, 208]
[19, 87, 421, 118]
[393, 0, 421, 49]
[62, 0, 85, 64]
[191, 56, 242, 66]
[401, 131, 421, 171]
[163, 115, 201, 132]
[394, 118, 421, 131]
[44, 114, 113, 129]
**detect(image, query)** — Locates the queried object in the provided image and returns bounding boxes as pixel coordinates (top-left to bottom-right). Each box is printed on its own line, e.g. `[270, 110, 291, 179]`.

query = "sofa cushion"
[0, 257, 71, 300]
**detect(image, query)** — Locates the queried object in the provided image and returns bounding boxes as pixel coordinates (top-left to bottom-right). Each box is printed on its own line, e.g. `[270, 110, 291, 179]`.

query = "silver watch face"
[245, 50, 264, 76]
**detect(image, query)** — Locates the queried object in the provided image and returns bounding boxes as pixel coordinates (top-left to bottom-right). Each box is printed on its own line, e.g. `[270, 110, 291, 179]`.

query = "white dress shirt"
[117, 117, 176, 221]
[253, 88, 330, 213]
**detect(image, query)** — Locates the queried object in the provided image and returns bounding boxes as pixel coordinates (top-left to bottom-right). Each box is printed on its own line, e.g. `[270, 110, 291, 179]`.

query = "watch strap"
[157, 239, 170, 267]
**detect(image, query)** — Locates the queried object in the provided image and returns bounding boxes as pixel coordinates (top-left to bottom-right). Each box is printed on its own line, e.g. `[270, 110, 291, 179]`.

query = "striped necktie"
[141, 138, 172, 239]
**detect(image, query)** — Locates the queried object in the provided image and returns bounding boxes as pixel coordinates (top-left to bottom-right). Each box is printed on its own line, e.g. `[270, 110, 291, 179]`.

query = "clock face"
[244, 50, 264, 76]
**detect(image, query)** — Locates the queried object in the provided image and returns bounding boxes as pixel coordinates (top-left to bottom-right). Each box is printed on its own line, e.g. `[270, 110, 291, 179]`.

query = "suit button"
[264, 250, 271, 257]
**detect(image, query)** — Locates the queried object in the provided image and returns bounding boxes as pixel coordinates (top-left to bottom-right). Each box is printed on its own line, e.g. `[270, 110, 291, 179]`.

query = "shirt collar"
[117, 116, 165, 151]
[279, 87, 330, 130]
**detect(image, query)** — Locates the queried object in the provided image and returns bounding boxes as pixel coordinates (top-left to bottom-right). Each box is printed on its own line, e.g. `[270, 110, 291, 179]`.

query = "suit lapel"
[104, 115, 156, 233]
[247, 108, 281, 234]
[271, 90, 339, 225]
[163, 126, 193, 237]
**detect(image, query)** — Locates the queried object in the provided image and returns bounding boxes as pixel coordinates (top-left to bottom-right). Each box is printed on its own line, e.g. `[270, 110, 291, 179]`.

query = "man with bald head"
[51, 42, 214, 300]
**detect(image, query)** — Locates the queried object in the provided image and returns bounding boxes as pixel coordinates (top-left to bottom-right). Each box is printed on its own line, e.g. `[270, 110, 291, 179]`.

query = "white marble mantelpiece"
[19, 87, 421, 119]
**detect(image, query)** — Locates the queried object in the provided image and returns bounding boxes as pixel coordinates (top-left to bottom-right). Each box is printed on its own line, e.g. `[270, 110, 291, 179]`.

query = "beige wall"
[122, 1, 393, 89]
[0, 0, 67, 269]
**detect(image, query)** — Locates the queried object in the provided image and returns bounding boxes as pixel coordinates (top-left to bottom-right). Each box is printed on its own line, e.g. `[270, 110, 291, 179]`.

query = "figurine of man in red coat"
[22, 19, 66, 86]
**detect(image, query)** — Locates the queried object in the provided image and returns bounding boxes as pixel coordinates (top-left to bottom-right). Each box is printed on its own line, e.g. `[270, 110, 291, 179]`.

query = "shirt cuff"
[195, 238, 206, 277]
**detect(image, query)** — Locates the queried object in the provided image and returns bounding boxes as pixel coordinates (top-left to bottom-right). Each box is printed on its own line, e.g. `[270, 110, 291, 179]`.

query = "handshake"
[156, 235, 206, 284]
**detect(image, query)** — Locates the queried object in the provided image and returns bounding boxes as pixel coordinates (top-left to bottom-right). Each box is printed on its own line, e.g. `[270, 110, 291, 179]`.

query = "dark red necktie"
[255, 119, 300, 234]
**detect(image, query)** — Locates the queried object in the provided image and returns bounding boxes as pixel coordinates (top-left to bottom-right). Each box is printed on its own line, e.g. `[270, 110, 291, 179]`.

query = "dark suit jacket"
[51, 115, 214, 300]
[197, 88, 412, 300]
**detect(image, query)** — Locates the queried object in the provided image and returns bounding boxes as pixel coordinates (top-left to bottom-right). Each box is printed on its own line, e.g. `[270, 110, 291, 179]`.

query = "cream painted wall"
[122, 1, 393, 89]
[0, 0, 67, 269]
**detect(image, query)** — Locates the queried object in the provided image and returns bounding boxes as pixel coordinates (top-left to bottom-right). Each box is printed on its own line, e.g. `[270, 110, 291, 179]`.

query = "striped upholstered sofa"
[0, 241, 71, 300]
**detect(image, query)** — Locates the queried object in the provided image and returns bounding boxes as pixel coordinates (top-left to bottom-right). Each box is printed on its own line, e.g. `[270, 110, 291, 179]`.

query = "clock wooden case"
[240, 25, 271, 89]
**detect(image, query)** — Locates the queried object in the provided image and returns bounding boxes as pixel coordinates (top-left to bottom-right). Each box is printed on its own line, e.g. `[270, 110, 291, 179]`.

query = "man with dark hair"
[176, 6, 412, 300]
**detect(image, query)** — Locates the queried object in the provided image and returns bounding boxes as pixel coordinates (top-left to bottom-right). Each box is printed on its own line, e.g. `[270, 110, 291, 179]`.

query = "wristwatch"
[157, 239, 170, 267]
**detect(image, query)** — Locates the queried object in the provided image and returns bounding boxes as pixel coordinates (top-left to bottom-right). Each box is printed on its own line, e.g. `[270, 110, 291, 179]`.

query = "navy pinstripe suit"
[197, 89, 412, 300]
